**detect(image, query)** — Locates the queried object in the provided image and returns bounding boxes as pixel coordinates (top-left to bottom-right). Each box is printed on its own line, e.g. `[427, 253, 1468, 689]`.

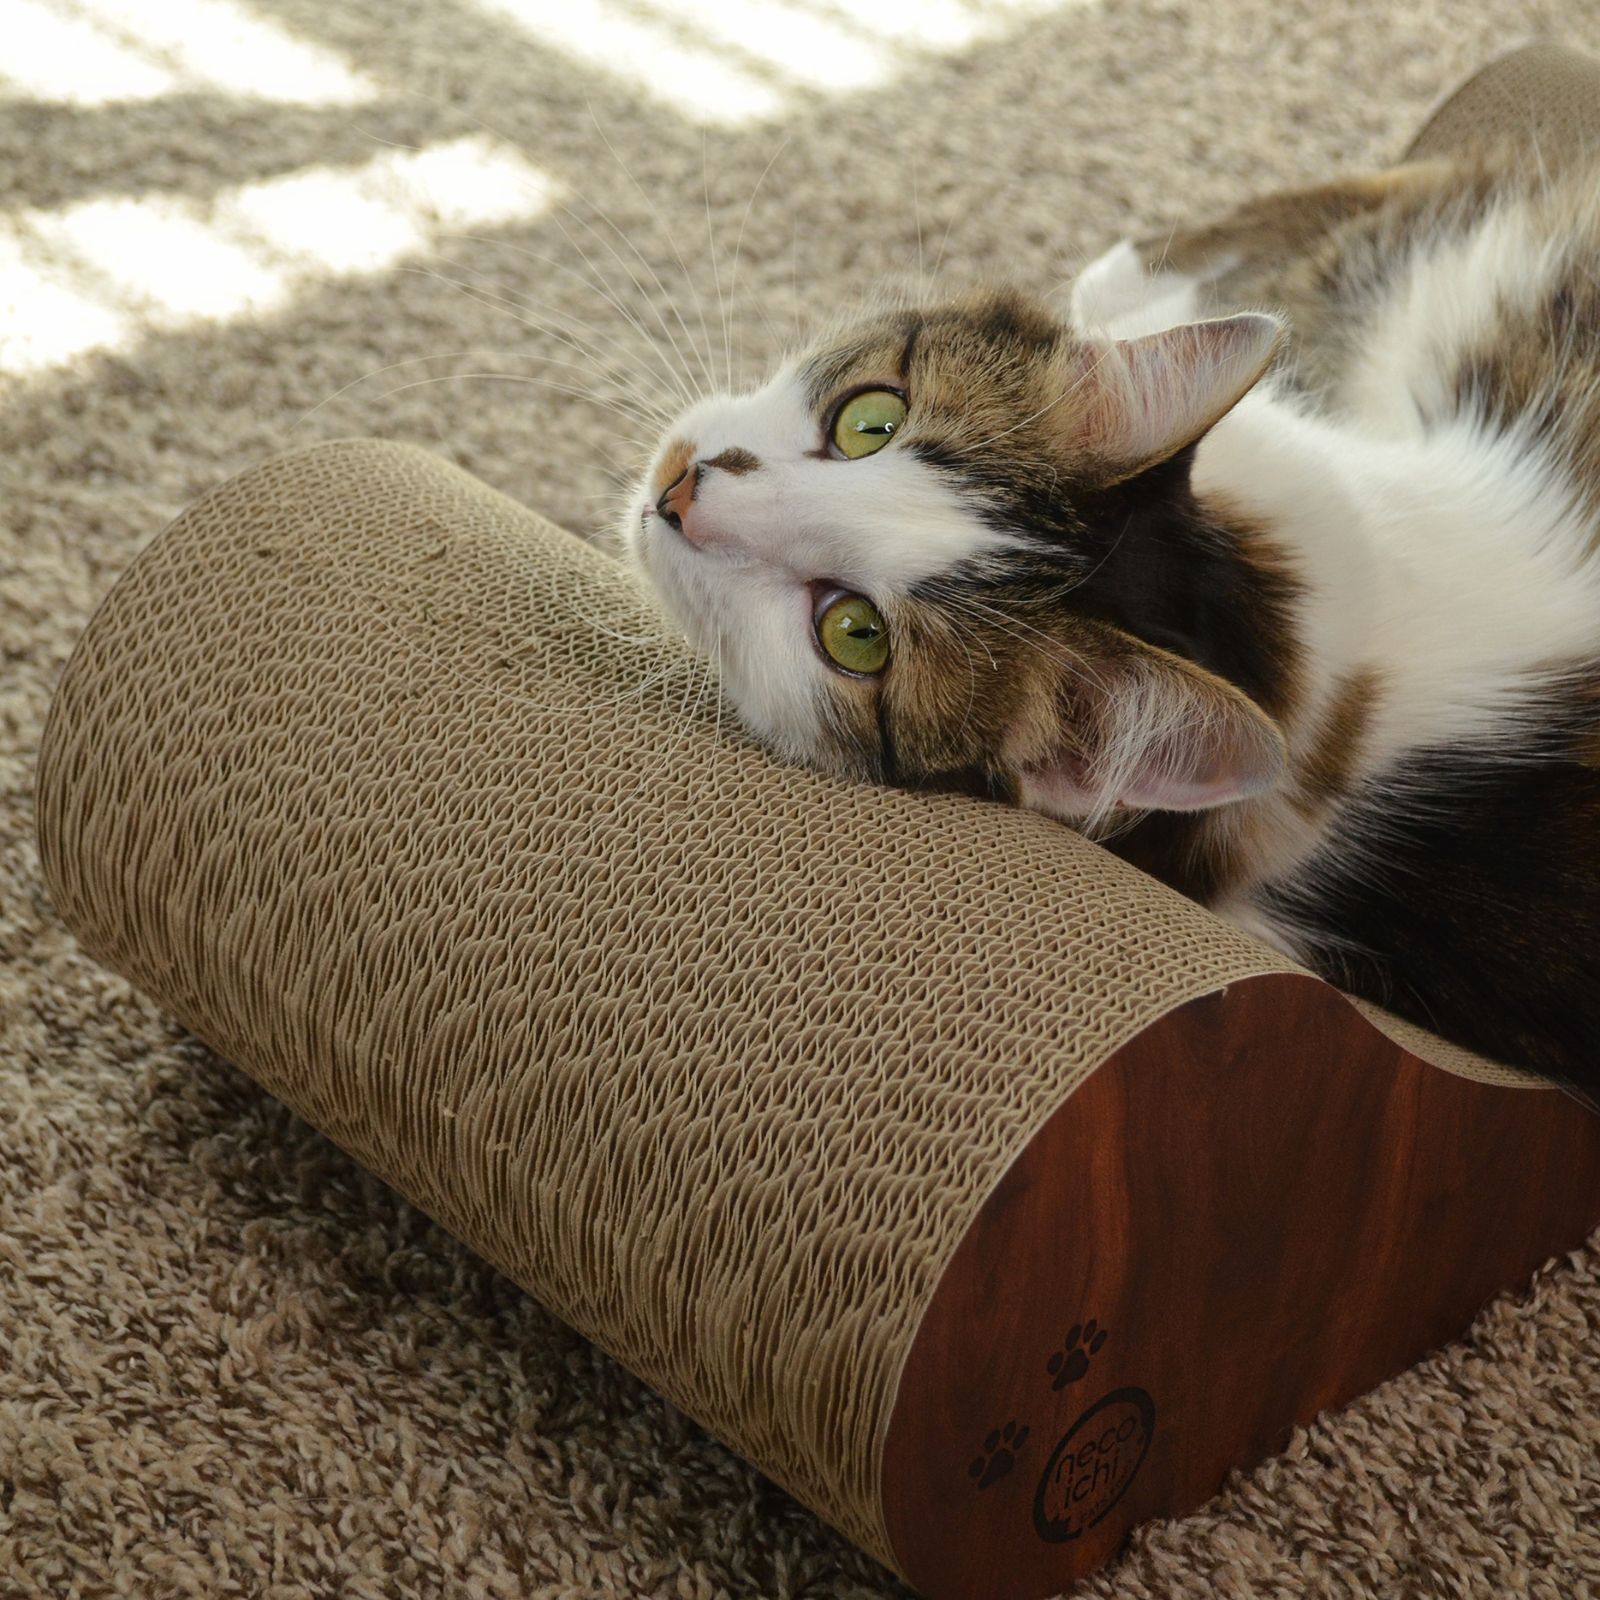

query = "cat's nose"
[656, 462, 699, 533]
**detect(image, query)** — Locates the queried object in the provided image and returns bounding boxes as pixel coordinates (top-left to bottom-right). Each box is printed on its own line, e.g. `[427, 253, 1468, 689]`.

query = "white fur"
[1069, 240, 1209, 339]
[1338, 200, 1564, 435]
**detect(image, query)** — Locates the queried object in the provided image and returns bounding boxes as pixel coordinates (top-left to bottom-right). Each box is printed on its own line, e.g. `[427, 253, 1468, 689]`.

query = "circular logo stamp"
[1032, 1387, 1156, 1543]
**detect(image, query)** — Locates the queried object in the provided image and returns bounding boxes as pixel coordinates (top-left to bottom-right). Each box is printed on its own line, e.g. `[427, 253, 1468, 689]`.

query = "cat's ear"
[1063, 313, 1284, 483]
[1013, 632, 1286, 817]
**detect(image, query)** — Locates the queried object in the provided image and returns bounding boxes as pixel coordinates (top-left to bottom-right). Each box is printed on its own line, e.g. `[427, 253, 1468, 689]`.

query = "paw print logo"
[1046, 1320, 1107, 1391]
[968, 1420, 1030, 1490]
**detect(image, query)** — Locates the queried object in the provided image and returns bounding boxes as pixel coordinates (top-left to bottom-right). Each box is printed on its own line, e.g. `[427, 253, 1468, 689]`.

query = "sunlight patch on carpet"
[0, 0, 374, 107]
[477, 0, 1105, 125]
[0, 138, 557, 374]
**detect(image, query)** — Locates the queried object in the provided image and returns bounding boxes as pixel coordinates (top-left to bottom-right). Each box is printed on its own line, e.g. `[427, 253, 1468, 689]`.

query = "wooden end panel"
[880, 973, 1600, 1600]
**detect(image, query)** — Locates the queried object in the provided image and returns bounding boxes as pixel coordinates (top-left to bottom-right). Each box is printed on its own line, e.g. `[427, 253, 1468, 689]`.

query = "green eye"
[831, 388, 907, 459]
[816, 592, 890, 675]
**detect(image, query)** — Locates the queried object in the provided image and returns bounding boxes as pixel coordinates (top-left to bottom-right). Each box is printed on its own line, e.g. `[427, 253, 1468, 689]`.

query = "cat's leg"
[1134, 162, 1453, 278]
[1071, 162, 1455, 338]
[1132, 162, 1458, 313]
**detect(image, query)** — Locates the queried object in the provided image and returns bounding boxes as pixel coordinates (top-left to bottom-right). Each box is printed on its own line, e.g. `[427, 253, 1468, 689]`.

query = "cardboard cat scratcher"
[34, 45, 1600, 1600]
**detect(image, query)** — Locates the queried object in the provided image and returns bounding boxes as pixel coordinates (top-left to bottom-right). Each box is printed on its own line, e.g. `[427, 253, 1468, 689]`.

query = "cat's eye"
[830, 388, 907, 459]
[815, 591, 890, 675]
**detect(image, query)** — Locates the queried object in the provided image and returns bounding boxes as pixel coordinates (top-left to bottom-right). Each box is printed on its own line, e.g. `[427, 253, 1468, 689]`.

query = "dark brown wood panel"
[880, 974, 1600, 1600]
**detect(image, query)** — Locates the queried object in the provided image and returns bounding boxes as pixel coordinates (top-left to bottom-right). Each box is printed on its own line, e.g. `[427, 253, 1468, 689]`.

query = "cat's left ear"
[1063, 313, 1284, 484]
[1011, 630, 1287, 817]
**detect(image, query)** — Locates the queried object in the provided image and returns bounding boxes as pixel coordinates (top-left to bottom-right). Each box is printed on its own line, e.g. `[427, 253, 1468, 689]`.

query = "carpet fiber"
[4, 2, 1600, 1596]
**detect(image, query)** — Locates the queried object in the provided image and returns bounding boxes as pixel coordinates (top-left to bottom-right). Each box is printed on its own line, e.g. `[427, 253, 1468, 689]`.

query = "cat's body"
[625, 144, 1600, 1099]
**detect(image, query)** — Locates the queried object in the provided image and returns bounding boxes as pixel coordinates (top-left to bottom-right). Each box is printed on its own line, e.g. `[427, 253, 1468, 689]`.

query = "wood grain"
[880, 973, 1600, 1600]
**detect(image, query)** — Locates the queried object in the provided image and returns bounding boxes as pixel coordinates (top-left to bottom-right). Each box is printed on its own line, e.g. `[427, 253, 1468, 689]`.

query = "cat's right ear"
[1061, 313, 1284, 484]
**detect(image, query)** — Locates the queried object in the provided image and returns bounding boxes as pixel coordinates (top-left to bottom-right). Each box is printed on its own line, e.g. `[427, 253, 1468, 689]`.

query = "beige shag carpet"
[5, 2, 1600, 1595]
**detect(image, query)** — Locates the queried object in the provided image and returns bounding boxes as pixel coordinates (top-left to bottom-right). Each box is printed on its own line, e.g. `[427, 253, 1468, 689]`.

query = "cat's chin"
[628, 510, 698, 634]
[612, 491, 654, 572]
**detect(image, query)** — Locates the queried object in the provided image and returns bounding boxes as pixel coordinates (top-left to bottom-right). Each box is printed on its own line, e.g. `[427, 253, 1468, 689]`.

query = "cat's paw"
[968, 1419, 1031, 1490]
[1070, 241, 1154, 327]
[1046, 1319, 1108, 1390]
[1069, 240, 1204, 339]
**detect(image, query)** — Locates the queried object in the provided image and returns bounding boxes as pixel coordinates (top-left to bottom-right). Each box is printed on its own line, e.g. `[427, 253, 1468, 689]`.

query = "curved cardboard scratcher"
[35, 439, 1600, 1600]
[1405, 39, 1600, 167]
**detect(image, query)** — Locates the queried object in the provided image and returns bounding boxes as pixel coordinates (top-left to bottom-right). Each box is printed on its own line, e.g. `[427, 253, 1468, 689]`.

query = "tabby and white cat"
[621, 149, 1600, 1099]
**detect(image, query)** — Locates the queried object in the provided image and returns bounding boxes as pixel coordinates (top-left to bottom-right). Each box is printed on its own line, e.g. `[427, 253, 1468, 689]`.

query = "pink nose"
[656, 462, 699, 535]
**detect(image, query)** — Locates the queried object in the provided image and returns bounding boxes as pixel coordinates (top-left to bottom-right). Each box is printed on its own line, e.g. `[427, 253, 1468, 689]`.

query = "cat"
[620, 144, 1600, 1102]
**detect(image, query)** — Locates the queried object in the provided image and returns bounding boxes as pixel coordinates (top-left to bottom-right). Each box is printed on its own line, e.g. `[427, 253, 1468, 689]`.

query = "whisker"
[438, 230, 698, 411]
[600, 662, 707, 711]
[527, 204, 700, 411]
[279, 488, 708, 723]
[363, 86, 720, 404]
[553, 196, 711, 405]
[727, 132, 794, 382]
[582, 91, 721, 400]
[293, 347, 562, 431]
[702, 133, 732, 393]
[912, 153, 926, 300]
[367, 370, 655, 439]
[790, 213, 803, 348]
[963, 345, 1112, 452]
[708, 631, 729, 788]
[639, 643, 718, 789]
[929, 203, 959, 284]
[931, 603, 998, 673]
[922, 587, 1112, 695]
[394, 265, 680, 422]
[398, 263, 644, 369]
[452, 231, 695, 413]
[918, 604, 986, 747]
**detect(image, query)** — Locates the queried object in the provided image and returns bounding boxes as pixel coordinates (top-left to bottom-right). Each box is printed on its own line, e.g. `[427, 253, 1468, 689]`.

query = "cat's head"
[622, 288, 1290, 826]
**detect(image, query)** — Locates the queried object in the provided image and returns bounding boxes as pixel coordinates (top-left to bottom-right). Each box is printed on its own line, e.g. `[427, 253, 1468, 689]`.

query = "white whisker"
[437, 229, 697, 410]
[394, 265, 680, 418]
[702, 133, 732, 393]
[727, 132, 794, 383]
[582, 92, 721, 400]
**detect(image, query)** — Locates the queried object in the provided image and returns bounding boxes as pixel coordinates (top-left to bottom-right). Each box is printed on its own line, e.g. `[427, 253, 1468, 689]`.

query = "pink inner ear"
[1019, 721, 1282, 819]
[1116, 760, 1265, 812]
